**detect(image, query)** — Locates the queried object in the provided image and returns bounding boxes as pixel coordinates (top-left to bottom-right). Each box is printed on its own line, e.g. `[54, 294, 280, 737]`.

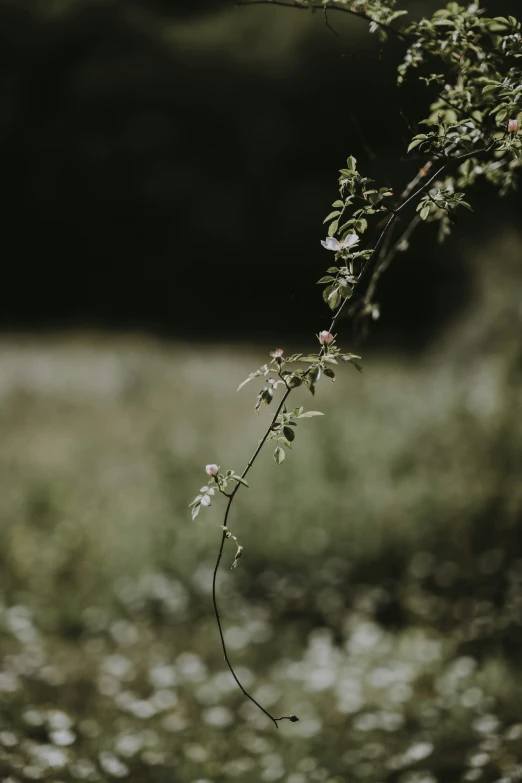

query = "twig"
[339, 146, 490, 329]
[323, 5, 342, 42]
[367, 213, 422, 303]
[235, 0, 413, 42]
[212, 390, 294, 729]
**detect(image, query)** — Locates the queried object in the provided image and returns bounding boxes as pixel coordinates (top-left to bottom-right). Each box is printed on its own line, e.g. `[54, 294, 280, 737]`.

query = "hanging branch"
[190, 0, 522, 727]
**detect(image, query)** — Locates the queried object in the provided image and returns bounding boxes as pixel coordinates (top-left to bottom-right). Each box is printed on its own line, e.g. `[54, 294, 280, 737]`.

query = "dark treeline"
[1, 0, 520, 349]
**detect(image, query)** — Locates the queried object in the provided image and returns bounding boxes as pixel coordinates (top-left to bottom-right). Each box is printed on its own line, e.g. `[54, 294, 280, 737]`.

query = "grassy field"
[1, 238, 522, 782]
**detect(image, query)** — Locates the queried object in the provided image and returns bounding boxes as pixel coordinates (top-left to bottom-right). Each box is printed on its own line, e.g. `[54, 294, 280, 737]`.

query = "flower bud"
[318, 331, 334, 345]
[205, 464, 219, 476]
[508, 119, 519, 133]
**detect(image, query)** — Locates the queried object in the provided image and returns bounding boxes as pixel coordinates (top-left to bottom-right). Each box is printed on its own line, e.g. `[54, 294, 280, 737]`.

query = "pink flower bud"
[508, 119, 519, 133]
[318, 331, 334, 345]
[205, 464, 219, 476]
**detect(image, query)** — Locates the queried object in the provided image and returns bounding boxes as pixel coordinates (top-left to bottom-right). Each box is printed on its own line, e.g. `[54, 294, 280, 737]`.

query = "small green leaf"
[308, 365, 322, 384]
[298, 411, 324, 418]
[237, 376, 254, 391]
[407, 136, 427, 153]
[328, 288, 341, 310]
[323, 210, 341, 224]
[287, 374, 303, 389]
[338, 219, 355, 234]
[323, 285, 334, 303]
[283, 426, 295, 442]
[317, 275, 335, 284]
[231, 475, 249, 487]
[274, 446, 285, 465]
[339, 281, 353, 299]
[327, 220, 339, 237]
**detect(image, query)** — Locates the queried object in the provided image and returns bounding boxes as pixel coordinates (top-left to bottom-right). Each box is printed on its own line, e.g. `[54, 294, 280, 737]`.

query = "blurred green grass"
[1, 234, 522, 782]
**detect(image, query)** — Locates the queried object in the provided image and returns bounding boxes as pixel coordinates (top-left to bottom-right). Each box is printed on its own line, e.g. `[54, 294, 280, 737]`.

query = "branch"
[236, 0, 412, 42]
[367, 213, 421, 304]
[212, 388, 295, 729]
[210, 141, 492, 728]
[344, 146, 490, 327]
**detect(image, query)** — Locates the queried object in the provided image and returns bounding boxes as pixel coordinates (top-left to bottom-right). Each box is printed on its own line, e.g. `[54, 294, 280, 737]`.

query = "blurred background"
[1, 0, 522, 781]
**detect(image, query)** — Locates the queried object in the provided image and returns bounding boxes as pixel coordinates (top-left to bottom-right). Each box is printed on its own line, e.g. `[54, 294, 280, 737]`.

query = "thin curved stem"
[212, 389, 292, 728]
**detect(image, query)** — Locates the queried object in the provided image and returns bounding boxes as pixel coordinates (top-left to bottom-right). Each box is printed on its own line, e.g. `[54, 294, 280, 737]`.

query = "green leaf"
[327, 220, 339, 237]
[407, 137, 426, 153]
[323, 210, 341, 224]
[274, 446, 285, 465]
[355, 218, 368, 233]
[487, 17, 511, 31]
[332, 200, 344, 208]
[191, 504, 200, 520]
[419, 205, 430, 221]
[340, 355, 363, 372]
[317, 275, 335, 284]
[231, 545, 244, 569]
[327, 288, 341, 310]
[237, 376, 254, 391]
[283, 426, 295, 442]
[338, 219, 355, 234]
[347, 155, 357, 171]
[231, 475, 249, 487]
[308, 365, 322, 384]
[323, 285, 334, 303]
[287, 374, 303, 389]
[298, 411, 324, 418]
[339, 281, 353, 299]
